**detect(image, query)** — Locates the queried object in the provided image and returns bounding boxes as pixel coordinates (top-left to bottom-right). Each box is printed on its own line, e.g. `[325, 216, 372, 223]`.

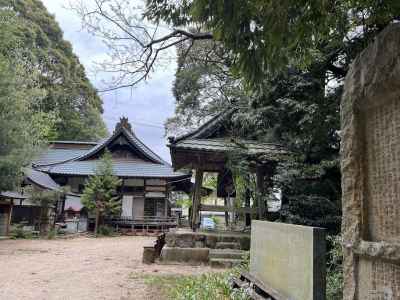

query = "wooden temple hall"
[168, 109, 288, 230]
[0, 118, 192, 235]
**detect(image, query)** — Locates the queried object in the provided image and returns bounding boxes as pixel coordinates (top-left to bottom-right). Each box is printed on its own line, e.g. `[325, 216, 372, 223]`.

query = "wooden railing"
[200, 204, 257, 214]
[101, 216, 178, 227]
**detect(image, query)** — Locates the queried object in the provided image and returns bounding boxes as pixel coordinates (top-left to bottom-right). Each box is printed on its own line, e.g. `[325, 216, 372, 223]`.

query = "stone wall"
[341, 23, 400, 299]
[250, 221, 325, 300]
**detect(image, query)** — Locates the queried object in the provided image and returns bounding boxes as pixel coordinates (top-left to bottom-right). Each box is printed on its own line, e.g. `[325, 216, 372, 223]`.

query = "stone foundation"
[160, 247, 210, 264]
[165, 231, 250, 250]
[160, 230, 250, 265]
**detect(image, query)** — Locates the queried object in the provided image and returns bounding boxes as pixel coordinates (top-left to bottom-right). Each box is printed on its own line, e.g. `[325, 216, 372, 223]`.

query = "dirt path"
[0, 236, 215, 300]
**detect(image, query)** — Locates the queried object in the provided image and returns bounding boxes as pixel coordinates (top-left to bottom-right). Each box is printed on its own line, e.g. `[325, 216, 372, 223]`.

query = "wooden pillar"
[256, 164, 275, 220]
[245, 188, 251, 226]
[164, 198, 168, 217]
[191, 168, 203, 231]
[256, 167, 266, 220]
[6, 201, 13, 236]
[223, 197, 229, 227]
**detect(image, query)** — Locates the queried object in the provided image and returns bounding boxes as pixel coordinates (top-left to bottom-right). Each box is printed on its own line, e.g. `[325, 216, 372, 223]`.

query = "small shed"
[168, 109, 288, 229]
[0, 191, 27, 236]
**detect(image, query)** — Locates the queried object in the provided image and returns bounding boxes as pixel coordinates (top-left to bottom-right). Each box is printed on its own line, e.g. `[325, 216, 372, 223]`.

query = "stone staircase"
[209, 248, 246, 268]
[160, 230, 250, 267]
[215, 241, 241, 249]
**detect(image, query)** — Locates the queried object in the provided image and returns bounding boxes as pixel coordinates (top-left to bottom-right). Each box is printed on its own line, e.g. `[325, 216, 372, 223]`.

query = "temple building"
[168, 109, 288, 230]
[0, 117, 191, 235]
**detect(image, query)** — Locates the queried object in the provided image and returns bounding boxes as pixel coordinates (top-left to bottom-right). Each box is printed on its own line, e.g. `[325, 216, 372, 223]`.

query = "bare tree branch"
[70, 0, 214, 91]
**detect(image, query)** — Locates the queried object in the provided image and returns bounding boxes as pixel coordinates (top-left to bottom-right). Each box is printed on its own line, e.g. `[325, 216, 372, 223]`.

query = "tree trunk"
[94, 207, 100, 237]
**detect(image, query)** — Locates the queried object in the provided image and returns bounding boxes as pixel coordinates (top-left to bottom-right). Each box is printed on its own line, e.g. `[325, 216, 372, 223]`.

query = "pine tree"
[81, 152, 121, 236]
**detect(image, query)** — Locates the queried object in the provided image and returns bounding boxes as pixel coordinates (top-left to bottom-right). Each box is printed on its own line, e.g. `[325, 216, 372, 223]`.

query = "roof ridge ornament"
[115, 116, 133, 134]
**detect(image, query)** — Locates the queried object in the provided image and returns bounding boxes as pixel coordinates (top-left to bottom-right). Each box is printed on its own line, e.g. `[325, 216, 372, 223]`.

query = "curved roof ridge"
[49, 140, 99, 145]
[71, 127, 167, 165]
[170, 108, 237, 143]
[125, 129, 170, 166]
[34, 125, 170, 169]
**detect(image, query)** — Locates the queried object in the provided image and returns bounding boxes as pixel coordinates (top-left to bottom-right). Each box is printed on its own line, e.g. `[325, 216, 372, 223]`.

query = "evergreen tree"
[0, 1, 108, 141]
[81, 152, 121, 236]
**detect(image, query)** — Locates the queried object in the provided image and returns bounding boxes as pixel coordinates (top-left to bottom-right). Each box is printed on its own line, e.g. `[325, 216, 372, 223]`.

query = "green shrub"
[98, 225, 114, 236]
[141, 270, 249, 300]
[171, 272, 249, 300]
[46, 228, 57, 240]
[327, 235, 343, 300]
[10, 223, 34, 239]
[210, 215, 219, 225]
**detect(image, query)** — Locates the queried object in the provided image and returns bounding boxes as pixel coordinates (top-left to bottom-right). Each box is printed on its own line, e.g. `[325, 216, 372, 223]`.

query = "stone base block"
[160, 246, 210, 264]
[142, 246, 156, 264]
[165, 231, 251, 250]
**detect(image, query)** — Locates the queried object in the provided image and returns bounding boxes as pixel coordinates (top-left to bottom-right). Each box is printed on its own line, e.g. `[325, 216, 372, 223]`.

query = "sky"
[41, 0, 177, 162]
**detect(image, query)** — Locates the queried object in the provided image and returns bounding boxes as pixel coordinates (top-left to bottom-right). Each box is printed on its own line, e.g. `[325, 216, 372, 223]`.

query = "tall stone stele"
[341, 23, 400, 299]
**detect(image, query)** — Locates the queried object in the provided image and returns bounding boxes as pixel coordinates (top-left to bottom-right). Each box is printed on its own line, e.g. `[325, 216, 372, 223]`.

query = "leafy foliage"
[166, 39, 244, 136]
[10, 223, 35, 239]
[0, 47, 46, 192]
[97, 225, 115, 236]
[146, 0, 400, 85]
[0, 1, 107, 140]
[327, 235, 343, 300]
[142, 271, 249, 300]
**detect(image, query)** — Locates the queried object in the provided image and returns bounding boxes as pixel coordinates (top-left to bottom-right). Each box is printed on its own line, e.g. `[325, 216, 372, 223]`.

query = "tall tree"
[0, 0, 107, 141]
[81, 152, 121, 236]
[0, 52, 46, 192]
[166, 39, 244, 136]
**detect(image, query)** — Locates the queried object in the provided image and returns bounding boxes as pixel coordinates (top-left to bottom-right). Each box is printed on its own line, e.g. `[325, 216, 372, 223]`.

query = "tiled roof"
[31, 122, 188, 180]
[172, 138, 287, 155]
[49, 141, 98, 145]
[33, 148, 90, 166]
[0, 191, 27, 199]
[127, 130, 170, 165]
[24, 168, 61, 191]
[169, 109, 289, 162]
[38, 159, 189, 178]
[76, 127, 169, 165]
[171, 108, 235, 143]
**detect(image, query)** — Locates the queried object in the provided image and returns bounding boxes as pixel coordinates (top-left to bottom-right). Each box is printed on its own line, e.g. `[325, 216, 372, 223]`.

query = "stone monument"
[250, 221, 326, 300]
[341, 23, 400, 299]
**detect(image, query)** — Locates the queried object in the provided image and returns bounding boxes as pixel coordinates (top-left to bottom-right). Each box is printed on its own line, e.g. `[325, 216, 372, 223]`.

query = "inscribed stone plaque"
[341, 23, 400, 300]
[250, 220, 326, 300]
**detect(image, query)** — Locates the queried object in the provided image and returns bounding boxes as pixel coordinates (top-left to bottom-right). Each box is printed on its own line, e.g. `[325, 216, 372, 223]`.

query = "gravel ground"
[0, 236, 215, 300]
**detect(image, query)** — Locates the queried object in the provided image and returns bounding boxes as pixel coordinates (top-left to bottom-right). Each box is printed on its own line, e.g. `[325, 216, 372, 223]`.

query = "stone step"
[215, 242, 241, 250]
[218, 235, 238, 243]
[209, 249, 246, 260]
[210, 258, 243, 268]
